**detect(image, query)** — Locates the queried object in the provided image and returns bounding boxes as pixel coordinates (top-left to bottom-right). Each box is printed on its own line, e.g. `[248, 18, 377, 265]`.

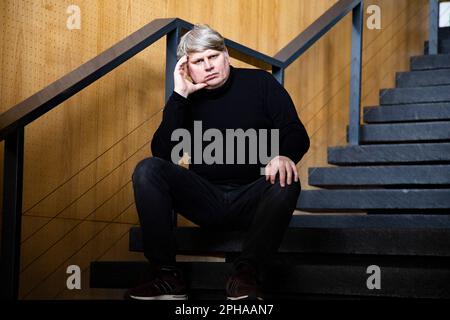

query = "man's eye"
[210, 55, 218, 59]
[195, 60, 202, 64]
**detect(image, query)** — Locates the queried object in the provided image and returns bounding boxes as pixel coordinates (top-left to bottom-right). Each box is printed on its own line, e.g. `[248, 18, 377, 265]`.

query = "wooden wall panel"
[0, 0, 429, 299]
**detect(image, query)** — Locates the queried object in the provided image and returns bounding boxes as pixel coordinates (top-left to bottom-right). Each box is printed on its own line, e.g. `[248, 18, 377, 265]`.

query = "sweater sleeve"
[263, 72, 310, 164]
[151, 91, 190, 162]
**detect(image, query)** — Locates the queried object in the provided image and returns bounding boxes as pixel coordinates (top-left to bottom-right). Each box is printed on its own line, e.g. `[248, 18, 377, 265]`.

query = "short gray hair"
[177, 24, 226, 60]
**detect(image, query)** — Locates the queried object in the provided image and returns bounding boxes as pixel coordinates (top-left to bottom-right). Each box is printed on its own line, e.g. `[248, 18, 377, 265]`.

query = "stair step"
[129, 215, 450, 256]
[328, 143, 450, 165]
[363, 102, 450, 123]
[358, 121, 450, 143]
[424, 40, 450, 54]
[439, 26, 450, 40]
[90, 258, 450, 298]
[396, 69, 450, 87]
[380, 85, 450, 105]
[410, 54, 450, 71]
[308, 165, 450, 187]
[297, 189, 450, 211]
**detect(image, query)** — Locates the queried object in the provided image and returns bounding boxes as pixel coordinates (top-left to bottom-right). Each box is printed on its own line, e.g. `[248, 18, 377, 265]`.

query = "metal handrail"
[0, 18, 281, 140]
[274, 0, 361, 66]
[0, 0, 366, 141]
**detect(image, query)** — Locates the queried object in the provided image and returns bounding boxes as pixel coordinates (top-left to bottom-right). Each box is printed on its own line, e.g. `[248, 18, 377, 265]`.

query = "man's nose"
[203, 58, 213, 70]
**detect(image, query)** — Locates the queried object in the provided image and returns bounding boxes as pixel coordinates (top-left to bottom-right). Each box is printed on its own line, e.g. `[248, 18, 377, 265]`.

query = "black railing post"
[272, 66, 285, 86]
[165, 26, 182, 226]
[1, 127, 24, 300]
[349, 0, 363, 145]
[429, 0, 440, 55]
[165, 27, 181, 103]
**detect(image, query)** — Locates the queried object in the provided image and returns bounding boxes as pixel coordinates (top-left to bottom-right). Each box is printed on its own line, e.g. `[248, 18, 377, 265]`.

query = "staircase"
[90, 37, 450, 299]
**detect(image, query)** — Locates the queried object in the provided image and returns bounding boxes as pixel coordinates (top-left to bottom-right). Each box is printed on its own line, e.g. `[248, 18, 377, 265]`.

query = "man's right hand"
[174, 55, 208, 98]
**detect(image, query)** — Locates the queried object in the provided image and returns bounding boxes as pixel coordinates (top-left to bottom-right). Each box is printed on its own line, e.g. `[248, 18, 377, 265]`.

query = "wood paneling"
[0, 0, 428, 299]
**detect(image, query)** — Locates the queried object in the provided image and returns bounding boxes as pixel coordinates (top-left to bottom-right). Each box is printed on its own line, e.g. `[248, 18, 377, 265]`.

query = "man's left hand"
[265, 156, 299, 187]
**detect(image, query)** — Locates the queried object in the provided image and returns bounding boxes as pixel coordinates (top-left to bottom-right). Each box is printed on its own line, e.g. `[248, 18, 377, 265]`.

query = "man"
[126, 24, 309, 300]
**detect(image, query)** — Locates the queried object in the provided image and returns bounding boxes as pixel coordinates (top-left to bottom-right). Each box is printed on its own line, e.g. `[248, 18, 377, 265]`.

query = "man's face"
[187, 49, 230, 90]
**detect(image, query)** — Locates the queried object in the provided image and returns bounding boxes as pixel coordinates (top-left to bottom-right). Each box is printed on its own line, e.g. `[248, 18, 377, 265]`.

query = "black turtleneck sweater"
[151, 66, 310, 185]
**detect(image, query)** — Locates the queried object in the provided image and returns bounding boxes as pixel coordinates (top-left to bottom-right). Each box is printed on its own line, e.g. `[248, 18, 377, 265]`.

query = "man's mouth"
[205, 74, 218, 81]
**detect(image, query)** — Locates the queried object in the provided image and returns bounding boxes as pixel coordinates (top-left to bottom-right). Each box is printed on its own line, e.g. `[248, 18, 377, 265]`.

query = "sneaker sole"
[227, 295, 263, 301]
[129, 294, 188, 300]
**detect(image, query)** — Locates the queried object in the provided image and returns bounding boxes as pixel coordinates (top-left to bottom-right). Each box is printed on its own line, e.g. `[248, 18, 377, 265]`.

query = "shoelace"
[227, 272, 256, 295]
[227, 278, 238, 295]
[152, 277, 175, 293]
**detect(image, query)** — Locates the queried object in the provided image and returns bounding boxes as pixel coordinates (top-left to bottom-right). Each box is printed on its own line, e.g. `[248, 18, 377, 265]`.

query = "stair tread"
[128, 215, 450, 256]
[308, 165, 450, 187]
[297, 189, 450, 211]
[410, 54, 450, 70]
[396, 69, 450, 87]
[438, 27, 450, 40]
[363, 102, 450, 123]
[328, 142, 450, 164]
[90, 259, 450, 298]
[358, 121, 450, 143]
[187, 260, 450, 299]
[380, 85, 450, 105]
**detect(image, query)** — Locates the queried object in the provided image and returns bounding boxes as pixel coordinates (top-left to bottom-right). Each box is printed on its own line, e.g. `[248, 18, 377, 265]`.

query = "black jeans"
[132, 156, 300, 272]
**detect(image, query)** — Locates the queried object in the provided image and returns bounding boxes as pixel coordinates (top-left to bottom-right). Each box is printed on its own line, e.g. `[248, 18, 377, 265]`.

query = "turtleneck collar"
[190, 65, 234, 99]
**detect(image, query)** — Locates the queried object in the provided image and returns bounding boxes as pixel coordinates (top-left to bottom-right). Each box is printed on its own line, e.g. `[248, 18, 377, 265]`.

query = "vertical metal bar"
[429, 0, 439, 55]
[165, 27, 181, 103]
[1, 128, 24, 300]
[272, 66, 285, 86]
[165, 27, 181, 226]
[349, 1, 364, 145]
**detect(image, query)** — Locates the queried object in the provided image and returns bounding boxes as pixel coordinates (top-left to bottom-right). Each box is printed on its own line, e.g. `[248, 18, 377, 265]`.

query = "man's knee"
[132, 157, 168, 185]
[266, 178, 301, 208]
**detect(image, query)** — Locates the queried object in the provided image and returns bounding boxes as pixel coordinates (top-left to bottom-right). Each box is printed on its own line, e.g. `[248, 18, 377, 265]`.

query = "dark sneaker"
[226, 263, 263, 300]
[125, 266, 188, 300]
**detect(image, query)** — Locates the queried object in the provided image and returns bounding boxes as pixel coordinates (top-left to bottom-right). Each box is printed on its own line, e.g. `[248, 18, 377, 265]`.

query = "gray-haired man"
[126, 24, 309, 300]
